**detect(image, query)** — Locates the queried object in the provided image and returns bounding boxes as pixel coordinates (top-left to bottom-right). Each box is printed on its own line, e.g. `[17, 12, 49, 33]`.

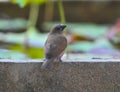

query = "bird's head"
[50, 24, 66, 34]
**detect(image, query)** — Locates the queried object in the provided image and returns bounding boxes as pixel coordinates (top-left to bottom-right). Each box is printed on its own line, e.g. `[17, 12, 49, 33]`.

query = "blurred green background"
[0, 0, 120, 60]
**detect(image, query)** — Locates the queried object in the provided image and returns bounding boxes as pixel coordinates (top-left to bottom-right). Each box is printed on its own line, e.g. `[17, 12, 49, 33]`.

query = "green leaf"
[12, 0, 48, 7]
[10, 44, 44, 59]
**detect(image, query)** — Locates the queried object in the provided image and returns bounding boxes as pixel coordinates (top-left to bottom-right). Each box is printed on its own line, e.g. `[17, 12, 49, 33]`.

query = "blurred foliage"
[1, 0, 120, 59]
[0, 27, 46, 58]
[68, 38, 113, 52]
[12, 0, 47, 8]
[10, 44, 44, 59]
[0, 27, 46, 46]
[0, 22, 120, 59]
[0, 49, 28, 59]
[0, 18, 27, 30]
[58, 0, 66, 24]
[0, 0, 119, 60]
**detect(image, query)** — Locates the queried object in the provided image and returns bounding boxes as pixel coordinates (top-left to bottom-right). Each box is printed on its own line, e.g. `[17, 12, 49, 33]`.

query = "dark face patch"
[50, 24, 66, 34]
[56, 26, 63, 31]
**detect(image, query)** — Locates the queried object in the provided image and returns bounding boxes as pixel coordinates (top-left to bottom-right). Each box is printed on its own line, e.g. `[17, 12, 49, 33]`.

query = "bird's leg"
[58, 58, 62, 62]
[55, 57, 62, 62]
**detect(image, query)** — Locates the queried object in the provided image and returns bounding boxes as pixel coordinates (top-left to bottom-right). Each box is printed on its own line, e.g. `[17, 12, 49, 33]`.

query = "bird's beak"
[60, 24, 66, 30]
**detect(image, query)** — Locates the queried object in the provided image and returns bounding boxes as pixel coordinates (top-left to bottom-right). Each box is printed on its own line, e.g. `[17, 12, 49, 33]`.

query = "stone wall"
[0, 62, 120, 92]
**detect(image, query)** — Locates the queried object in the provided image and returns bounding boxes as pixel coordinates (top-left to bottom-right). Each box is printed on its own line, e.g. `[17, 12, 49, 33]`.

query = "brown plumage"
[41, 24, 67, 69]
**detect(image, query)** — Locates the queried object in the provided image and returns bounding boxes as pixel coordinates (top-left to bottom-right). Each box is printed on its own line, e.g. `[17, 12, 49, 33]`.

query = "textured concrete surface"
[0, 62, 120, 92]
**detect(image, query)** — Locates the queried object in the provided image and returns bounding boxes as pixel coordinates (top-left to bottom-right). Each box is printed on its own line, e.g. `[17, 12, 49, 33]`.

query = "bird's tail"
[41, 59, 53, 69]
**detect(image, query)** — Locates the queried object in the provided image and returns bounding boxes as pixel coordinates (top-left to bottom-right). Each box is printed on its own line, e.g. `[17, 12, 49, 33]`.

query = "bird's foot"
[58, 58, 62, 62]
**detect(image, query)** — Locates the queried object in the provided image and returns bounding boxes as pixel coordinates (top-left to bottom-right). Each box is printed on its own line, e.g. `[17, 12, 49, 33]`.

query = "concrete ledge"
[0, 60, 120, 92]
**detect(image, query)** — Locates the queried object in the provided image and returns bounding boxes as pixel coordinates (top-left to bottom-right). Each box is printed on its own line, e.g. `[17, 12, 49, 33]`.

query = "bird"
[41, 24, 67, 69]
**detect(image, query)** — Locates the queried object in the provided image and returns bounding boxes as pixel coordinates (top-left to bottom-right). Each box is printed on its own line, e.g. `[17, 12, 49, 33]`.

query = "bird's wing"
[44, 35, 67, 59]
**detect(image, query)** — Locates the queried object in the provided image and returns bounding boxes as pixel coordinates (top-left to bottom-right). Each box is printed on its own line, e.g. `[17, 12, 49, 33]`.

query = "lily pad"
[0, 18, 27, 30]
[0, 49, 28, 59]
[0, 27, 47, 47]
[68, 38, 114, 52]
